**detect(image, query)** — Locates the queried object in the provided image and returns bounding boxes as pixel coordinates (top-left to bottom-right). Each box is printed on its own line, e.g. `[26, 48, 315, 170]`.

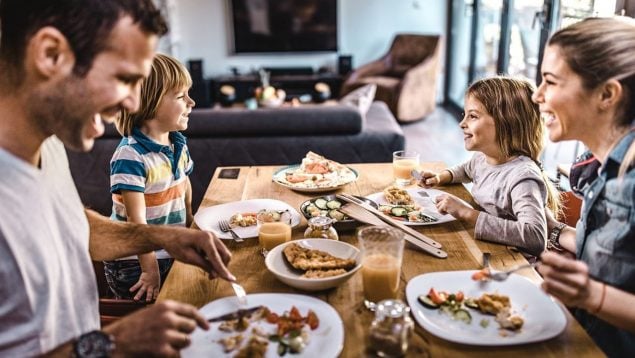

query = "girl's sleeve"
[447, 154, 476, 184]
[474, 176, 548, 256]
[110, 146, 146, 194]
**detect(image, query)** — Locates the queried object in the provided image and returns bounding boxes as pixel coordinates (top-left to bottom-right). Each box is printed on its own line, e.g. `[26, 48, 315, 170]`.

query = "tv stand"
[210, 73, 343, 103]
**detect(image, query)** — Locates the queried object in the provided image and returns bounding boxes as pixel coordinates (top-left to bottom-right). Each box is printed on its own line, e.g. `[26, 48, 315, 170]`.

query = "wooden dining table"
[157, 162, 604, 357]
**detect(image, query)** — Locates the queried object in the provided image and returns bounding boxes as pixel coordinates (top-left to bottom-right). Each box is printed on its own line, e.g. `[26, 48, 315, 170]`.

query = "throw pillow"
[339, 84, 377, 120]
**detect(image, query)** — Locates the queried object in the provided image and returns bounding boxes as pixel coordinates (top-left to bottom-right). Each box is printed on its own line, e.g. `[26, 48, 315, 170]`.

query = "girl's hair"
[115, 53, 192, 136]
[548, 17, 635, 177]
[467, 76, 561, 217]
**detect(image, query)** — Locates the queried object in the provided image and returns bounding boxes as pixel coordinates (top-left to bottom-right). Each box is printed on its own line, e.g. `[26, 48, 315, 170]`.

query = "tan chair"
[340, 34, 442, 123]
[92, 261, 150, 327]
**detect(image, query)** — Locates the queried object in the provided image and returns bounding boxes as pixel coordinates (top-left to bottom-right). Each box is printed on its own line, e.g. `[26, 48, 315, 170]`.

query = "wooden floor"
[402, 105, 583, 181]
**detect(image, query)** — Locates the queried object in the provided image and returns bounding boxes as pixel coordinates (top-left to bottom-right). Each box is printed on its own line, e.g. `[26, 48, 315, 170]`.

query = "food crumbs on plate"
[499, 330, 509, 337]
[480, 319, 490, 328]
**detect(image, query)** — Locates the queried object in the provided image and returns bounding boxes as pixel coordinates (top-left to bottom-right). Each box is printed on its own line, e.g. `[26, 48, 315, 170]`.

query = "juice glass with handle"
[392, 150, 420, 186]
[257, 210, 292, 257]
[358, 226, 405, 310]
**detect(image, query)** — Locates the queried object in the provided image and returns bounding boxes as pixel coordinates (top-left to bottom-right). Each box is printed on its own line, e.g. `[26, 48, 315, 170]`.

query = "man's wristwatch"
[73, 330, 115, 358]
[547, 222, 567, 252]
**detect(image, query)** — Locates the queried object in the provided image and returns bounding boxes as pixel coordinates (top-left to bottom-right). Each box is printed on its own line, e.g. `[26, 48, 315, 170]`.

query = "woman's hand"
[538, 251, 602, 310]
[130, 270, 161, 302]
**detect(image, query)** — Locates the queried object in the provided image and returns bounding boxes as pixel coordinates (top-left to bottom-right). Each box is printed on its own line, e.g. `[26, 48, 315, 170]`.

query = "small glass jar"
[303, 216, 338, 240]
[368, 299, 414, 357]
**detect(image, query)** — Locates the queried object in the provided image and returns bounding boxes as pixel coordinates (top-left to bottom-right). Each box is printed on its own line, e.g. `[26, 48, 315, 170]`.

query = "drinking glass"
[257, 210, 292, 257]
[392, 150, 420, 186]
[358, 226, 405, 310]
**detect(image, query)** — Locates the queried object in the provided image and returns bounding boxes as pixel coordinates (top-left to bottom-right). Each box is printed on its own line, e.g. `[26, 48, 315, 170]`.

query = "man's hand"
[158, 227, 235, 282]
[104, 300, 208, 357]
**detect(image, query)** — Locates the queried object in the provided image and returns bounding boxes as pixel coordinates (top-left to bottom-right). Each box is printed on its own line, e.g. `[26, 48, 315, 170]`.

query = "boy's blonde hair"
[116, 53, 192, 136]
[466, 76, 561, 217]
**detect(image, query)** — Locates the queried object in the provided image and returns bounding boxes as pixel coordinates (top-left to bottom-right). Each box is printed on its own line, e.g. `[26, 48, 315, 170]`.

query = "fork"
[488, 262, 539, 281]
[231, 282, 248, 306]
[218, 219, 244, 243]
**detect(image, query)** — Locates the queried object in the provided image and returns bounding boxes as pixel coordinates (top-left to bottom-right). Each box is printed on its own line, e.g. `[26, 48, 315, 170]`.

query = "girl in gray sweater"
[418, 77, 560, 256]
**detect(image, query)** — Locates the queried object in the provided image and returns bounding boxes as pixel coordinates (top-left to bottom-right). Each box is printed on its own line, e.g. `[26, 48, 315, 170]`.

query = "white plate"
[182, 293, 344, 358]
[194, 199, 301, 240]
[265, 239, 362, 291]
[272, 164, 359, 193]
[405, 271, 567, 346]
[366, 187, 468, 225]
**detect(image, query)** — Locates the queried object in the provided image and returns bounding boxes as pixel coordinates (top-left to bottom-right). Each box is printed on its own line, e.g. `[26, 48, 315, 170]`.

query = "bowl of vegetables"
[299, 195, 378, 231]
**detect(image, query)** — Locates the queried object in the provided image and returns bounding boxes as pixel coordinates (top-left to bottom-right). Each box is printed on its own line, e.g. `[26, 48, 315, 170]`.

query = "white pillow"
[339, 84, 377, 119]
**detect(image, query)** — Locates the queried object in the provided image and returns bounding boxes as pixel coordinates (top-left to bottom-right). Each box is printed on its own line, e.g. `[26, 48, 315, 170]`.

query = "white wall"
[172, 0, 447, 77]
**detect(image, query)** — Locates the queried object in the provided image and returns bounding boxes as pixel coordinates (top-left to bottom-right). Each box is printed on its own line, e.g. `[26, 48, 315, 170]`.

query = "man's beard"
[27, 76, 94, 152]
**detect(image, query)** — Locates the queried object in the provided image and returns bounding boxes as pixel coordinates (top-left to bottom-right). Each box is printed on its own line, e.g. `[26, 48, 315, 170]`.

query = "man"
[0, 1, 235, 356]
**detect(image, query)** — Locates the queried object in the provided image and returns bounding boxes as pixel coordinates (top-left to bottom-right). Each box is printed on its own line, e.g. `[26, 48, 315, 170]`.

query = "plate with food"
[182, 293, 344, 357]
[365, 186, 469, 225]
[265, 239, 362, 291]
[194, 199, 302, 240]
[273, 152, 358, 193]
[299, 195, 378, 231]
[405, 270, 567, 346]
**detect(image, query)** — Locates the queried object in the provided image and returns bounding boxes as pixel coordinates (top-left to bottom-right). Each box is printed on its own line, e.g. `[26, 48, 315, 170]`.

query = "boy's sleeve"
[184, 146, 194, 176]
[110, 146, 146, 194]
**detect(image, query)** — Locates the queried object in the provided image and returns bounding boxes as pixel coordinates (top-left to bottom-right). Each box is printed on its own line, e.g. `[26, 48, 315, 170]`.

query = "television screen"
[230, 0, 338, 53]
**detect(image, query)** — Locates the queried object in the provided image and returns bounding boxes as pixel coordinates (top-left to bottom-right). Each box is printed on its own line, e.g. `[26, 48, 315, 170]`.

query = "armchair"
[340, 34, 441, 123]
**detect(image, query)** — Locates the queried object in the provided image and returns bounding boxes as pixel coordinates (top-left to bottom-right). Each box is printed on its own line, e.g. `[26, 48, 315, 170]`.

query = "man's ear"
[599, 79, 623, 111]
[26, 26, 75, 79]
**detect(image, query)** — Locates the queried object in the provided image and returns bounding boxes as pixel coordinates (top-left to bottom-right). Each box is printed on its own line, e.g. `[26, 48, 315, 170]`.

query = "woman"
[532, 17, 635, 357]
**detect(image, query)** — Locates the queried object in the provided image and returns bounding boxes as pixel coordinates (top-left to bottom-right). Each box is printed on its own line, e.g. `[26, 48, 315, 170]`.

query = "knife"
[207, 305, 264, 323]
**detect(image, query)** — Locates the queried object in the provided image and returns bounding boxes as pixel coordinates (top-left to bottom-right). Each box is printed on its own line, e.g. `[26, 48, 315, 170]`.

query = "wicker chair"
[340, 34, 441, 123]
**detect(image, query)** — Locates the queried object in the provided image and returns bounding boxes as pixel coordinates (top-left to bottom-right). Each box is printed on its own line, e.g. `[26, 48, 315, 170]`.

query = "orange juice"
[362, 253, 401, 303]
[393, 159, 418, 180]
[258, 222, 291, 250]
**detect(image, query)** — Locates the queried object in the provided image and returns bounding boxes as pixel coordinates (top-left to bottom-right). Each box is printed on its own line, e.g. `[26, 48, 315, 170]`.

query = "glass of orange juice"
[392, 150, 419, 186]
[257, 210, 292, 257]
[358, 226, 404, 310]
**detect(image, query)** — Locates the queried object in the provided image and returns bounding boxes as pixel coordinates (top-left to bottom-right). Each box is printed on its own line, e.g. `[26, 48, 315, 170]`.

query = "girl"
[533, 17, 635, 357]
[104, 53, 196, 301]
[418, 76, 560, 257]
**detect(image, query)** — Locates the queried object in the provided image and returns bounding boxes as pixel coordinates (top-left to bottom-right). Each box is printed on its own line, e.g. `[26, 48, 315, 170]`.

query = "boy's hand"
[130, 271, 161, 302]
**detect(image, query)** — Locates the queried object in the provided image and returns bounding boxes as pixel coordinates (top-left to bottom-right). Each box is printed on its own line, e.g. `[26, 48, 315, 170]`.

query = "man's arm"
[86, 209, 235, 281]
[44, 300, 209, 357]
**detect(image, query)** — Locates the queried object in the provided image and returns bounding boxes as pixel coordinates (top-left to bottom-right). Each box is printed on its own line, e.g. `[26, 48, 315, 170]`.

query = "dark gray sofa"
[67, 101, 404, 215]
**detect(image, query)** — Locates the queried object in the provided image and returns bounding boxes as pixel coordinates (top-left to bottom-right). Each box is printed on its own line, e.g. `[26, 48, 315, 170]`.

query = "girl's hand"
[130, 270, 161, 302]
[435, 193, 474, 221]
[418, 171, 441, 188]
[537, 251, 601, 310]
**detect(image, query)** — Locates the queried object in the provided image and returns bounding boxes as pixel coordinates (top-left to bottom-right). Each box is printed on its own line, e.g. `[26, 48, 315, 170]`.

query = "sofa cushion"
[187, 104, 362, 138]
[339, 84, 377, 121]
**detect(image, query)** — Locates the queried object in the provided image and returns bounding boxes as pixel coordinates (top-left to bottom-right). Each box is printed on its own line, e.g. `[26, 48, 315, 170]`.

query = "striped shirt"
[110, 128, 194, 259]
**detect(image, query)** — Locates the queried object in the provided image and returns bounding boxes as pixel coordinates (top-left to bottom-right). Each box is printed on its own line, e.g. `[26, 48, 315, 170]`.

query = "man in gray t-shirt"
[0, 1, 235, 356]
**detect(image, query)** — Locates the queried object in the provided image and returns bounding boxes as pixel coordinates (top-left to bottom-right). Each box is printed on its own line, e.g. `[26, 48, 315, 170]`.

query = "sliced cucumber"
[326, 200, 342, 209]
[453, 309, 472, 324]
[314, 198, 328, 210]
[328, 209, 346, 221]
[417, 295, 439, 309]
[391, 206, 409, 217]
